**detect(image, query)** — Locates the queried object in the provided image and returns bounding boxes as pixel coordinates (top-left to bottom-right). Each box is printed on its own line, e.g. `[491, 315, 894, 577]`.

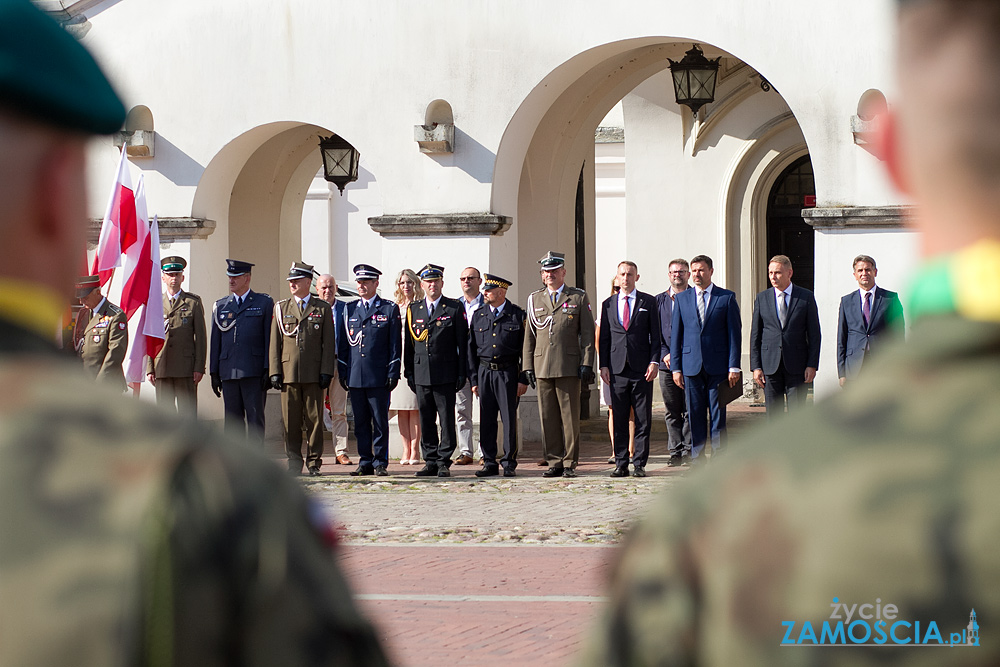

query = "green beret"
[0, 0, 126, 134]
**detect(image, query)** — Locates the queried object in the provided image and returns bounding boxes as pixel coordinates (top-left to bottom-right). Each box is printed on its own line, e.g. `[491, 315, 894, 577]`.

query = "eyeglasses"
[668, 270, 689, 275]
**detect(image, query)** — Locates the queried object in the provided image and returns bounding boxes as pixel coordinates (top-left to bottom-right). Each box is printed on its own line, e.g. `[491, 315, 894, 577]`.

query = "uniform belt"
[483, 361, 516, 371]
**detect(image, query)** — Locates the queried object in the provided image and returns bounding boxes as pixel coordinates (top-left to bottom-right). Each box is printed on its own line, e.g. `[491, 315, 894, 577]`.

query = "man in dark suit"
[404, 264, 468, 478]
[750, 255, 821, 416]
[671, 255, 742, 462]
[837, 254, 904, 385]
[599, 261, 660, 478]
[209, 259, 274, 445]
[338, 264, 401, 476]
[655, 258, 692, 466]
[316, 274, 351, 464]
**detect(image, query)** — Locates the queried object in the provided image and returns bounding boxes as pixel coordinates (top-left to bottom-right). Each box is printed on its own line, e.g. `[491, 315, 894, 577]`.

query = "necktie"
[622, 295, 630, 330]
[698, 290, 707, 326]
[777, 291, 788, 328]
[298, 299, 305, 314]
[863, 292, 872, 328]
[550, 291, 557, 307]
[427, 300, 434, 317]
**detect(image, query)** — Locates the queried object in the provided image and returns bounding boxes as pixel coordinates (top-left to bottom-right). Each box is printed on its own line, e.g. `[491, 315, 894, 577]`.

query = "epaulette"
[187, 292, 202, 302]
[106, 302, 123, 314]
[277, 298, 290, 306]
[564, 286, 586, 296]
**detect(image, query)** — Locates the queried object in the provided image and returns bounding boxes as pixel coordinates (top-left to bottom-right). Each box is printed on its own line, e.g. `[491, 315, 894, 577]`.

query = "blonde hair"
[393, 268, 424, 304]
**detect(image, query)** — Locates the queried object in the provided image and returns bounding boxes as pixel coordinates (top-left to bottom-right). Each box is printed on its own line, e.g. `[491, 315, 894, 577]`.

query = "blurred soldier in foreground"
[584, 1, 1000, 664]
[146, 256, 207, 414]
[209, 258, 273, 444]
[75, 274, 127, 390]
[0, 2, 387, 664]
[270, 262, 336, 475]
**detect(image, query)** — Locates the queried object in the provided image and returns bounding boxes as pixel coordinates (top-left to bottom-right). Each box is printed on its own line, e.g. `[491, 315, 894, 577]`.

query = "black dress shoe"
[563, 468, 578, 478]
[374, 465, 389, 477]
[415, 465, 438, 477]
[350, 465, 375, 476]
[610, 466, 629, 478]
[437, 467, 451, 477]
[542, 466, 564, 478]
[633, 466, 646, 478]
[503, 468, 516, 477]
[667, 455, 683, 467]
[475, 466, 499, 478]
[307, 467, 322, 476]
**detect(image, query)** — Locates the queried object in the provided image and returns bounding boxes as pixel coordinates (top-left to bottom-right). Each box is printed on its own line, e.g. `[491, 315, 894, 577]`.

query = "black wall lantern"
[318, 134, 360, 195]
[668, 44, 721, 116]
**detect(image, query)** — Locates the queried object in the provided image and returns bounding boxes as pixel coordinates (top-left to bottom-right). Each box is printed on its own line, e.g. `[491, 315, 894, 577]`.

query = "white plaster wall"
[594, 141, 627, 300]
[813, 227, 920, 399]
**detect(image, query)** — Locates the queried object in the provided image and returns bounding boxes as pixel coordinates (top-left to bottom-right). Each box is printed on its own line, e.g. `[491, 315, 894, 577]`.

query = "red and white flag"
[91, 148, 137, 286]
[122, 179, 165, 384]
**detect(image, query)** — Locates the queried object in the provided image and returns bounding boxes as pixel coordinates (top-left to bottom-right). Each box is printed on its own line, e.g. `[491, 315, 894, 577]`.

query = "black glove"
[387, 377, 399, 391]
[211, 373, 222, 397]
[579, 365, 595, 385]
[319, 374, 333, 390]
[262, 374, 273, 391]
[270, 374, 283, 390]
[456, 376, 466, 392]
[524, 370, 536, 389]
[407, 379, 416, 394]
[339, 375, 350, 392]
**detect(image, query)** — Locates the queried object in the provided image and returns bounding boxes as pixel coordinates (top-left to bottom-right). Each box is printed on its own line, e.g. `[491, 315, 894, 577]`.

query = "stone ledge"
[368, 214, 511, 237]
[595, 126, 625, 144]
[87, 217, 217, 246]
[801, 205, 912, 229]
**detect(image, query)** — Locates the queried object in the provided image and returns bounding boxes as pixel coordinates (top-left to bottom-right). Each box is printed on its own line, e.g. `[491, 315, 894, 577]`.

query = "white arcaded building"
[46, 0, 916, 423]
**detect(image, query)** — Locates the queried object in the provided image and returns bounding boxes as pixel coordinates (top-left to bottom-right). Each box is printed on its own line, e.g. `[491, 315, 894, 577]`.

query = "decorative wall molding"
[368, 213, 511, 237]
[801, 206, 912, 229]
[87, 217, 217, 247]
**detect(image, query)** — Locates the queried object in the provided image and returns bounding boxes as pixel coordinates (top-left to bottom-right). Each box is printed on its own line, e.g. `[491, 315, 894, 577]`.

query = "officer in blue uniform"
[337, 264, 401, 476]
[468, 274, 530, 477]
[209, 259, 274, 444]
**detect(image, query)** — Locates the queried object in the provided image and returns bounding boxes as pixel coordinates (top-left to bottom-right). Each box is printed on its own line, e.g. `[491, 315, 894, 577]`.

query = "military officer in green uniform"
[583, 1, 1000, 665]
[523, 251, 596, 478]
[270, 261, 336, 475]
[145, 256, 207, 414]
[76, 275, 128, 391]
[0, 3, 387, 664]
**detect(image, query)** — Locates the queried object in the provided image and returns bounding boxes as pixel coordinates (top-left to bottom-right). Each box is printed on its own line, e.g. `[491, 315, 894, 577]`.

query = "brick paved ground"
[295, 404, 765, 666]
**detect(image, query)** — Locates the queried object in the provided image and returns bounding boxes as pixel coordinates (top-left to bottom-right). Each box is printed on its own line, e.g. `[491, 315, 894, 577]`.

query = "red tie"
[623, 295, 630, 330]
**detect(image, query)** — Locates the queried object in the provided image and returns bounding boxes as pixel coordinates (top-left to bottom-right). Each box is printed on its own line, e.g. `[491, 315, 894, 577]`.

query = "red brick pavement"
[339, 545, 614, 666]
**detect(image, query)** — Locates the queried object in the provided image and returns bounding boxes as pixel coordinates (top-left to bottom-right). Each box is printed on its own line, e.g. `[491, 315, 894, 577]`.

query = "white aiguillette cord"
[526, 292, 554, 336]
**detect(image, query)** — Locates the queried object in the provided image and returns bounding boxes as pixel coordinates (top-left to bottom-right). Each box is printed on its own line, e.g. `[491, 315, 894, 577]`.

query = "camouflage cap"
[0, 0, 126, 134]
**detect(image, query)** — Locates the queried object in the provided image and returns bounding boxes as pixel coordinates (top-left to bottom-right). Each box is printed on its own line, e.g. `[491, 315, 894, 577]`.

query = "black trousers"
[222, 377, 266, 445]
[763, 359, 808, 417]
[477, 367, 519, 469]
[658, 369, 691, 457]
[350, 386, 391, 468]
[416, 382, 458, 468]
[610, 365, 653, 467]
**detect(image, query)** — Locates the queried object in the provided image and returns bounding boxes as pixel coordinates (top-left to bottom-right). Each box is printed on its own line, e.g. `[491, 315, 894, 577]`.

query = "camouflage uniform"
[0, 316, 388, 666]
[582, 242, 1000, 666]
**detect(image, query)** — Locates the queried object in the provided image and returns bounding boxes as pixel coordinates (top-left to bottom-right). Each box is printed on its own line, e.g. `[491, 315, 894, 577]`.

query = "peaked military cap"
[0, 0, 126, 135]
[75, 275, 100, 298]
[482, 273, 512, 290]
[538, 251, 565, 270]
[287, 261, 316, 281]
[418, 263, 445, 280]
[353, 264, 381, 280]
[225, 259, 254, 277]
[161, 256, 187, 273]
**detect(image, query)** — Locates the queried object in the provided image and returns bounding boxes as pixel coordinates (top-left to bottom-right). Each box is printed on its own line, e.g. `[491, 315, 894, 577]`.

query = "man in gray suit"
[749, 255, 821, 416]
[837, 254, 904, 385]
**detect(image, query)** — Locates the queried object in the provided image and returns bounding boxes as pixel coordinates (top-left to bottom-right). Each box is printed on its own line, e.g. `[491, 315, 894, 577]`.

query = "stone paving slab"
[339, 545, 611, 667]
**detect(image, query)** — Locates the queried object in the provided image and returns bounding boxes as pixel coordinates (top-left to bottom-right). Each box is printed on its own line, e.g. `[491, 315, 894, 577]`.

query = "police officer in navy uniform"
[404, 264, 468, 478]
[337, 264, 401, 476]
[468, 274, 530, 477]
[209, 259, 274, 444]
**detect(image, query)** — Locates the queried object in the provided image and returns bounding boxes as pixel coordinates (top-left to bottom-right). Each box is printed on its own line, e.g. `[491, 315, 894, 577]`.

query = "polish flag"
[122, 186, 165, 385]
[91, 148, 137, 286]
[120, 176, 153, 319]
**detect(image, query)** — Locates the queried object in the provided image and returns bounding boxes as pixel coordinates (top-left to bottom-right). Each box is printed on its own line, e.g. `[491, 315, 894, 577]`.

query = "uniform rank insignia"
[93, 334, 100, 342]
[376, 314, 388, 322]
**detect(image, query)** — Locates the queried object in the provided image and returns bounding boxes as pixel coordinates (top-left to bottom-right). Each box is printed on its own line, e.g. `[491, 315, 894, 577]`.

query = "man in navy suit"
[671, 255, 742, 461]
[599, 261, 660, 478]
[656, 258, 692, 466]
[210, 259, 274, 445]
[837, 254, 904, 385]
[338, 264, 401, 476]
[317, 274, 352, 464]
[750, 255, 821, 415]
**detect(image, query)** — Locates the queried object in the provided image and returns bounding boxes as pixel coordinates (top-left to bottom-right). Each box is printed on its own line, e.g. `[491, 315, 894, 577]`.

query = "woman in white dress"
[391, 269, 424, 464]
